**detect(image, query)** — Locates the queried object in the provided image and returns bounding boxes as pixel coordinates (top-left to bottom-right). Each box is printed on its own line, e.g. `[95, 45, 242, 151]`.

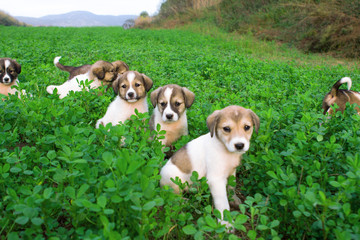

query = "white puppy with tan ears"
[160, 105, 260, 228]
[149, 84, 195, 154]
[47, 56, 129, 99]
[96, 71, 153, 128]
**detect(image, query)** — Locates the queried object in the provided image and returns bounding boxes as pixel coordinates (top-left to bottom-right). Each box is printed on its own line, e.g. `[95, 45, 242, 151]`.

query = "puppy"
[149, 84, 195, 153]
[160, 105, 260, 227]
[47, 56, 129, 99]
[0, 58, 22, 97]
[96, 71, 153, 128]
[322, 77, 360, 115]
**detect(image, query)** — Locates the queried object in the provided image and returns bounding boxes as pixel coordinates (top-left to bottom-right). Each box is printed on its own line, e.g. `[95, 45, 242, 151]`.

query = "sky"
[2, 0, 164, 18]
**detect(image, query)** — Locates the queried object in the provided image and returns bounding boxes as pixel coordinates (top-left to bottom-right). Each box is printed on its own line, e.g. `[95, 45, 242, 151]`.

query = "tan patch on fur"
[112, 60, 129, 74]
[0, 82, 18, 96]
[207, 105, 260, 143]
[89, 60, 117, 84]
[170, 145, 192, 174]
[112, 71, 153, 99]
[323, 91, 360, 114]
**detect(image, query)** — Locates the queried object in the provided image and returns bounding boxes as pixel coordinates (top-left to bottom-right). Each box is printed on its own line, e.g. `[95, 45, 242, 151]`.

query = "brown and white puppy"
[0, 58, 22, 97]
[322, 77, 360, 115]
[149, 84, 195, 152]
[96, 71, 153, 128]
[47, 56, 129, 99]
[160, 105, 260, 228]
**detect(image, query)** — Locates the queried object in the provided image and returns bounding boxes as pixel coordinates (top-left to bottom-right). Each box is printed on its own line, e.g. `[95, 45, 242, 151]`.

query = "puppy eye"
[160, 102, 166, 107]
[135, 83, 141, 87]
[121, 85, 127, 88]
[223, 127, 231, 132]
[244, 125, 251, 131]
[175, 102, 181, 107]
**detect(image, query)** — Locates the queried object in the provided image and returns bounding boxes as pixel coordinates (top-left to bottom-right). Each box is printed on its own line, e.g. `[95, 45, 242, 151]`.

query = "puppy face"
[0, 58, 21, 85]
[90, 60, 117, 84]
[207, 106, 260, 153]
[112, 71, 153, 102]
[151, 84, 195, 122]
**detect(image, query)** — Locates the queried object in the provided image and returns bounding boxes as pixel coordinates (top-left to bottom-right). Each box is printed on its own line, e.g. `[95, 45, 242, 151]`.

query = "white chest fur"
[96, 95, 149, 128]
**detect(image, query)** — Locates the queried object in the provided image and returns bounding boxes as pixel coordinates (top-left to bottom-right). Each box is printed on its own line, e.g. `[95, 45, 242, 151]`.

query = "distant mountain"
[15, 11, 137, 27]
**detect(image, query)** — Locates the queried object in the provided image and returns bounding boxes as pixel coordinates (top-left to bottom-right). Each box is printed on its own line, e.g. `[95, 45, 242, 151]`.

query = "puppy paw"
[95, 119, 104, 129]
[46, 85, 56, 94]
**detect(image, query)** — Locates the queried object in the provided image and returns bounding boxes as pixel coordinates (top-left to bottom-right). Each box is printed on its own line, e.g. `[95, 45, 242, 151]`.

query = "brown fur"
[150, 84, 195, 120]
[0, 58, 22, 97]
[170, 144, 192, 174]
[112, 71, 153, 99]
[207, 106, 260, 141]
[55, 57, 129, 84]
[322, 79, 360, 115]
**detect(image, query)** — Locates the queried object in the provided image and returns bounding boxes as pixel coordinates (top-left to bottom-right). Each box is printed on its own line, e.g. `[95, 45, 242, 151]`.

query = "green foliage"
[0, 26, 360, 239]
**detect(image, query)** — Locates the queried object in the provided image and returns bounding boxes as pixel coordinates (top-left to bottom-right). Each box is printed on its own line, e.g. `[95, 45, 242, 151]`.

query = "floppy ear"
[93, 65, 105, 80]
[182, 87, 195, 108]
[142, 74, 153, 92]
[112, 61, 129, 74]
[112, 75, 121, 95]
[150, 87, 162, 107]
[13, 60, 21, 74]
[206, 110, 221, 138]
[249, 109, 260, 134]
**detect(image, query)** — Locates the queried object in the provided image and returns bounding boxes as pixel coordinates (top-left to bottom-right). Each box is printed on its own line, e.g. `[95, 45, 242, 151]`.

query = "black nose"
[234, 143, 244, 150]
[166, 114, 173, 120]
[128, 92, 134, 98]
[3, 77, 10, 82]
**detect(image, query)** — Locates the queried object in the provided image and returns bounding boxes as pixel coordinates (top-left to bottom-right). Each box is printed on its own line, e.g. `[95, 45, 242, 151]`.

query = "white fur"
[3, 60, 12, 85]
[160, 132, 248, 228]
[340, 77, 352, 90]
[54, 56, 61, 65]
[46, 73, 103, 99]
[162, 88, 179, 121]
[96, 95, 148, 128]
[125, 72, 137, 102]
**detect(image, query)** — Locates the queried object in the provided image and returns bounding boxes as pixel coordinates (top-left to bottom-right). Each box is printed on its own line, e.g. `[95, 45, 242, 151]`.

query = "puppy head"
[112, 60, 129, 75]
[206, 105, 260, 153]
[0, 58, 21, 85]
[151, 84, 195, 122]
[90, 60, 117, 84]
[112, 71, 153, 102]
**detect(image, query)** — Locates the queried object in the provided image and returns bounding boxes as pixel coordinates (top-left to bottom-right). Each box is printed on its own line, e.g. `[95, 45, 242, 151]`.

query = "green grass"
[0, 26, 359, 239]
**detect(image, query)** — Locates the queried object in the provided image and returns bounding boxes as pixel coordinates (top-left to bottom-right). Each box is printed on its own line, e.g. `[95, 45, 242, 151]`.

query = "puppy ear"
[150, 87, 162, 107]
[182, 87, 195, 108]
[142, 74, 153, 92]
[13, 60, 21, 74]
[112, 75, 121, 95]
[112, 61, 129, 74]
[249, 109, 260, 134]
[93, 66, 105, 80]
[206, 110, 220, 138]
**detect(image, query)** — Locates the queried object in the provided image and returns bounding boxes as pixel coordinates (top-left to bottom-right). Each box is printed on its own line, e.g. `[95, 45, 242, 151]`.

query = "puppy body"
[95, 95, 149, 128]
[160, 106, 260, 226]
[0, 58, 22, 97]
[150, 84, 195, 148]
[322, 77, 360, 115]
[47, 56, 129, 99]
[96, 71, 153, 128]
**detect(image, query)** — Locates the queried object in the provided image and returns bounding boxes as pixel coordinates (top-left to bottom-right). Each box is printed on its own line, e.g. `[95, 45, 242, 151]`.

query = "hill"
[0, 10, 27, 26]
[15, 11, 137, 27]
[153, 0, 360, 58]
